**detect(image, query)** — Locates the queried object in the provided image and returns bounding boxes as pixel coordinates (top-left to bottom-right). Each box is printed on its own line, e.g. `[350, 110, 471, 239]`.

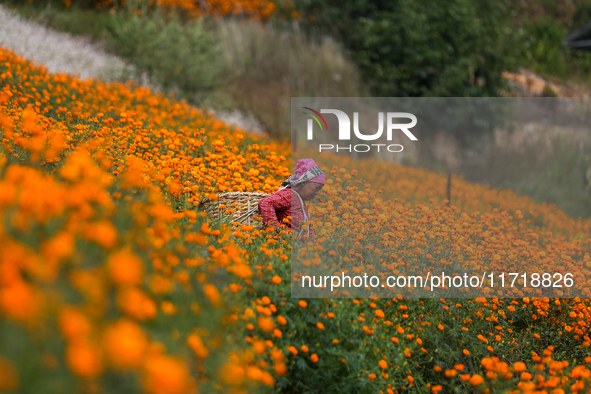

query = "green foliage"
[572, 1, 591, 29]
[519, 18, 570, 77]
[104, 8, 223, 99]
[292, 0, 516, 98]
[515, 3, 591, 83]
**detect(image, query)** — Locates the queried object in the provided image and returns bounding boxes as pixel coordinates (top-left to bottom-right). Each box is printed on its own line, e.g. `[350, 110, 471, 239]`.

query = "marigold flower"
[66, 341, 103, 378]
[116, 287, 157, 320]
[513, 361, 526, 372]
[257, 316, 275, 332]
[469, 374, 484, 386]
[521, 372, 532, 381]
[203, 283, 221, 307]
[142, 355, 193, 394]
[103, 319, 148, 369]
[187, 333, 208, 359]
[107, 247, 144, 286]
[0, 282, 44, 324]
[58, 307, 92, 341]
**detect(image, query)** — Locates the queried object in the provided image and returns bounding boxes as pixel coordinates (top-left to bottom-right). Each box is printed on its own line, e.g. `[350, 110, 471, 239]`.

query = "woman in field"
[258, 159, 325, 240]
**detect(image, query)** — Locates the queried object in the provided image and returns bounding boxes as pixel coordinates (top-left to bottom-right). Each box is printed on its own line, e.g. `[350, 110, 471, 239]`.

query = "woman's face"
[295, 181, 324, 201]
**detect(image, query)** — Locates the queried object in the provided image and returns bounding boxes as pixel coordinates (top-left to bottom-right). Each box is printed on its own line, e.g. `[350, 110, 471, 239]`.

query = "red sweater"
[258, 188, 313, 240]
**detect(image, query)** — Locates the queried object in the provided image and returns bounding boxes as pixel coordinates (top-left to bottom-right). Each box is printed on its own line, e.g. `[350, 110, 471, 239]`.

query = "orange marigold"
[107, 247, 144, 286]
[103, 319, 149, 369]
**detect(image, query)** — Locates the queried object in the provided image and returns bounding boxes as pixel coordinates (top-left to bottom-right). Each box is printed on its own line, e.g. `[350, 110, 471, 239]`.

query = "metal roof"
[564, 21, 591, 49]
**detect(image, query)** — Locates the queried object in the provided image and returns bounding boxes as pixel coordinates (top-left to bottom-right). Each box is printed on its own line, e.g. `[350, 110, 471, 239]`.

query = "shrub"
[292, 0, 517, 98]
[104, 7, 223, 98]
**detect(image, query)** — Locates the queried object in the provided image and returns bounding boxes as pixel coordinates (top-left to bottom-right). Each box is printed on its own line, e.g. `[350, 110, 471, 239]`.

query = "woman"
[258, 159, 325, 240]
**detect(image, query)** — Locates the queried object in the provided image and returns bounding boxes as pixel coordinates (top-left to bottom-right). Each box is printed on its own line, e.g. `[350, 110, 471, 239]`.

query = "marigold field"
[62, 0, 294, 21]
[3, 45, 591, 394]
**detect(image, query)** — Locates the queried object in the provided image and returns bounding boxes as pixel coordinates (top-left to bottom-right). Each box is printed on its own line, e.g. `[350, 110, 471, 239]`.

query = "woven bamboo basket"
[197, 192, 270, 228]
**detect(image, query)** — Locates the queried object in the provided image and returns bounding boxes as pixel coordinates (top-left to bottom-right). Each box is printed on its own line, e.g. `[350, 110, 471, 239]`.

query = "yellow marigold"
[86, 220, 118, 249]
[521, 372, 533, 381]
[0, 281, 44, 324]
[274, 362, 287, 376]
[142, 355, 193, 394]
[231, 264, 252, 279]
[107, 247, 144, 286]
[149, 275, 174, 295]
[66, 341, 103, 378]
[41, 231, 75, 262]
[513, 361, 526, 372]
[103, 319, 148, 369]
[287, 346, 298, 355]
[203, 283, 221, 307]
[258, 316, 275, 332]
[218, 361, 246, 386]
[469, 374, 484, 386]
[58, 306, 92, 341]
[116, 287, 157, 320]
[187, 333, 208, 359]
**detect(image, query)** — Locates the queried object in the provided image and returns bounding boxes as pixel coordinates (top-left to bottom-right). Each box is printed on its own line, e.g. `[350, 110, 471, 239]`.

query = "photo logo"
[303, 108, 417, 153]
[302, 107, 329, 136]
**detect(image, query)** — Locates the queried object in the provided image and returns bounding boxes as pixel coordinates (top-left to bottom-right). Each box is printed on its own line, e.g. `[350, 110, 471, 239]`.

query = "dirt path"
[0, 4, 135, 81]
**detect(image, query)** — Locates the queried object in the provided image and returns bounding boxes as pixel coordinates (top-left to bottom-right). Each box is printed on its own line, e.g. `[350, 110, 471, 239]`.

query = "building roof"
[564, 21, 591, 49]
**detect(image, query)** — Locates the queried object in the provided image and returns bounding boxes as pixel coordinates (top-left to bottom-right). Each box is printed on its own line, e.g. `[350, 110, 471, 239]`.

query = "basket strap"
[234, 205, 260, 224]
[292, 189, 310, 236]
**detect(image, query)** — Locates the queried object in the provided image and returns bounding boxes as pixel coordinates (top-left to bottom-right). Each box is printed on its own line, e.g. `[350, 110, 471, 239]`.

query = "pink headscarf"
[282, 159, 325, 188]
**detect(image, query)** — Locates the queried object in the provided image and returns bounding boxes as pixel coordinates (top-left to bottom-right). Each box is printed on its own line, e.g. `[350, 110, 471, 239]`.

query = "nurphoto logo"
[302, 107, 418, 153]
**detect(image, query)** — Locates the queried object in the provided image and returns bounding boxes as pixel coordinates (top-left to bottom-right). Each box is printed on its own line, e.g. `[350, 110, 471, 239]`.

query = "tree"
[294, 0, 516, 98]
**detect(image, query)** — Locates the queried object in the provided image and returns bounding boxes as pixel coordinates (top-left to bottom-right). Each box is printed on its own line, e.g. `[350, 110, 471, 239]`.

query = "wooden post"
[447, 173, 451, 207]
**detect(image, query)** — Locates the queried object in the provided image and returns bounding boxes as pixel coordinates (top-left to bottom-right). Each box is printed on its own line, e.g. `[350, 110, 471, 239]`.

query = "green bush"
[519, 18, 569, 77]
[292, 0, 517, 98]
[104, 9, 223, 99]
